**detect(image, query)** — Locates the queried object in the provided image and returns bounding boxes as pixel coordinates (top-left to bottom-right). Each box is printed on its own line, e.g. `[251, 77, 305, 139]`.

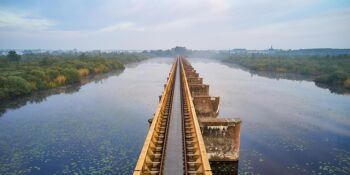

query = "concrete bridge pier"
[199, 118, 242, 161]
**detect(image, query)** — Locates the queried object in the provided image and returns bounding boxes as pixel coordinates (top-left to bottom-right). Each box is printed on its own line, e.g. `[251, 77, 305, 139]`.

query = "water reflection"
[0, 70, 124, 117]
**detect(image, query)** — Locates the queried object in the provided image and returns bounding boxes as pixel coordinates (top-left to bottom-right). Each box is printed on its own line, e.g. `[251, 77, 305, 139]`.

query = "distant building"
[172, 46, 187, 53]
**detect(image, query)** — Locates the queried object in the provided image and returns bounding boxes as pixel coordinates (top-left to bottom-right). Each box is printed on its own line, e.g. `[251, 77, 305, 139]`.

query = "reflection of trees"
[223, 62, 350, 94]
[314, 82, 349, 94]
[0, 70, 124, 117]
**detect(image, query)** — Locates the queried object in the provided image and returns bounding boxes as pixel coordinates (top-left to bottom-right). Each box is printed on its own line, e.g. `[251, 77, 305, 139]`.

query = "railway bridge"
[134, 57, 242, 175]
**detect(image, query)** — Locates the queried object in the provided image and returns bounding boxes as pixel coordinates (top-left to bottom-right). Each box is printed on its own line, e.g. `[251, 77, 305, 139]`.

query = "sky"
[0, 0, 350, 50]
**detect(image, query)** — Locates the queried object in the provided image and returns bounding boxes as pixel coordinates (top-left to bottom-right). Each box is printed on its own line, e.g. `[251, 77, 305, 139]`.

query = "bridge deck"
[133, 57, 212, 175]
[163, 59, 184, 174]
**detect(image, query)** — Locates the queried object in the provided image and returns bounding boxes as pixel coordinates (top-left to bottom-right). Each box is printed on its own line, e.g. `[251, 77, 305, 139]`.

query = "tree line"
[0, 51, 147, 101]
[223, 54, 350, 92]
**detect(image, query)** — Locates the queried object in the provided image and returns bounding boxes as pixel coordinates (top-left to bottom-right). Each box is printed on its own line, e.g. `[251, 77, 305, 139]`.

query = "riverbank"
[0, 52, 147, 101]
[222, 54, 350, 93]
[0, 70, 124, 117]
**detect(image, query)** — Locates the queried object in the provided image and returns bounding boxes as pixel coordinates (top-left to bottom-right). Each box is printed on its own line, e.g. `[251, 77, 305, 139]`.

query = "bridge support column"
[199, 118, 242, 161]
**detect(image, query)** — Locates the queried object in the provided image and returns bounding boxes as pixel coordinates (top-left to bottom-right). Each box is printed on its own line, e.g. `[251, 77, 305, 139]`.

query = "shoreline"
[222, 60, 350, 94]
[0, 69, 125, 116]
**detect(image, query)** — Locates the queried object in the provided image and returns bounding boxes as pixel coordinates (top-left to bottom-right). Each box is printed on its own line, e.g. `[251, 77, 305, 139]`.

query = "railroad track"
[134, 58, 211, 175]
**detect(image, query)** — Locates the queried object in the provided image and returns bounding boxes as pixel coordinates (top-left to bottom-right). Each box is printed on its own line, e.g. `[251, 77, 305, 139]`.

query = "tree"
[7, 51, 21, 61]
[0, 76, 9, 99]
[62, 68, 81, 84]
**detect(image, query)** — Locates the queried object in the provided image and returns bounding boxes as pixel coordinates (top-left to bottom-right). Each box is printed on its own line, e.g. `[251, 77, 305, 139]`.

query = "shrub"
[54, 75, 66, 85]
[0, 88, 9, 100]
[62, 68, 81, 84]
[78, 68, 89, 77]
[328, 72, 347, 85]
[0, 76, 9, 99]
[5, 76, 32, 97]
[276, 67, 287, 73]
[29, 70, 48, 81]
[344, 78, 350, 89]
[47, 69, 60, 80]
[315, 75, 329, 83]
[22, 72, 48, 90]
[94, 65, 108, 73]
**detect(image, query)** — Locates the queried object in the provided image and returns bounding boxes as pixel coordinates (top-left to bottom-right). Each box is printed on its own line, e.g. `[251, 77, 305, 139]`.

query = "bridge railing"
[133, 59, 177, 174]
[180, 58, 212, 174]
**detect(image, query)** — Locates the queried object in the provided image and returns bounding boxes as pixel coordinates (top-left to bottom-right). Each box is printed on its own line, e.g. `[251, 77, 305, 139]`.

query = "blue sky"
[0, 0, 350, 50]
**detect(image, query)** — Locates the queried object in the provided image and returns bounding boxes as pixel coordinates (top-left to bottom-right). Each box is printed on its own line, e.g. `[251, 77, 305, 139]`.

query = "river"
[0, 58, 349, 175]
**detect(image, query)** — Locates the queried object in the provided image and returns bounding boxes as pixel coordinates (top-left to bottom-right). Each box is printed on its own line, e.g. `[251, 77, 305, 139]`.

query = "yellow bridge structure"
[134, 57, 241, 175]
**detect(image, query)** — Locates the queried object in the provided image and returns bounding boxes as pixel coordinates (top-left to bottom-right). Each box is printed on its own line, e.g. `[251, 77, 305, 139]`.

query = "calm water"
[0, 58, 349, 175]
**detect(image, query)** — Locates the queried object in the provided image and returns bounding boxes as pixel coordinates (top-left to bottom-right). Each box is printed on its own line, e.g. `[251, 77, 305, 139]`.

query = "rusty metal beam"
[180, 58, 212, 174]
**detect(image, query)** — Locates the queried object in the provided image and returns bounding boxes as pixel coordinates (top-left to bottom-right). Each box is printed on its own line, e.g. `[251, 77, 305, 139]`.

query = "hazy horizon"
[2, 47, 350, 52]
[1, 0, 350, 50]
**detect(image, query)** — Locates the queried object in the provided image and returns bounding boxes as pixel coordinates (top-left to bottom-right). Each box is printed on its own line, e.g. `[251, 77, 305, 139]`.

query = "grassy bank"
[0, 52, 147, 100]
[223, 54, 350, 92]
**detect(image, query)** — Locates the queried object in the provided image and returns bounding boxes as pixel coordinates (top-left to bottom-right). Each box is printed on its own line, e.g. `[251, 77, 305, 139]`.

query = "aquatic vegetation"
[238, 149, 263, 174]
[0, 113, 145, 174]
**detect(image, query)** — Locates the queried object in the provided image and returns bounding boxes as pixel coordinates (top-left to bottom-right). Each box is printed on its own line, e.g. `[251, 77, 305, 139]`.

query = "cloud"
[211, 6, 350, 49]
[96, 0, 231, 33]
[0, 0, 349, 49]
[0, 9, 55, 31]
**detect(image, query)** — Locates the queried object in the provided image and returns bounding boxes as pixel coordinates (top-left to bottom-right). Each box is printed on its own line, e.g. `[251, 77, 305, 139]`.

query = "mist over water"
[0, 58, 349, 174]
